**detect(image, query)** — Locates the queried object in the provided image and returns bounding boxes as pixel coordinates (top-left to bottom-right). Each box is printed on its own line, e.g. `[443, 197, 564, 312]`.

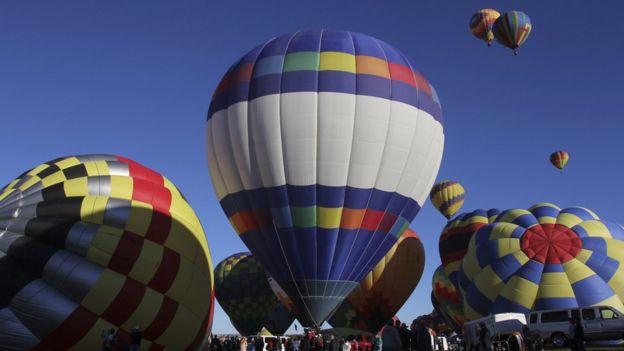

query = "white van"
[463, 313, 527, 350]
[527, 305, 624, 347]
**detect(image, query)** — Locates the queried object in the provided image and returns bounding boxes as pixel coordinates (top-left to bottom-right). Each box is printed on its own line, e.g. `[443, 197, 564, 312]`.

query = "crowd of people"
[208, 319, 448, 351]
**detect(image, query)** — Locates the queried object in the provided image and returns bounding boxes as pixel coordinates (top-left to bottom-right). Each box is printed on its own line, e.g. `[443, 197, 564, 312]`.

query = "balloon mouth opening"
[520, 224, 582, 264]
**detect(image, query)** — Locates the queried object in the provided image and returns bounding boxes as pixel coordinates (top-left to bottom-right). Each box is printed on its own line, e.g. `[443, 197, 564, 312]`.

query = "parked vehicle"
[464, 313, 527, 350]
[527, 305, 624, 347]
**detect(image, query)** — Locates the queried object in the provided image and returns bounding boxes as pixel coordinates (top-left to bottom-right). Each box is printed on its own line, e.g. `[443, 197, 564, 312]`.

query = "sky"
[1, 0, 624, 335]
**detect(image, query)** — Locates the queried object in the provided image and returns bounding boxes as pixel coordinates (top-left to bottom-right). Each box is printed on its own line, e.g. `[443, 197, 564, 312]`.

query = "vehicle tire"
[550, 333, 567, 348]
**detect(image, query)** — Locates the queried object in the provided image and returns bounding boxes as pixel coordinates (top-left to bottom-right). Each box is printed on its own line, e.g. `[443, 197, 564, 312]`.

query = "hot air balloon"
[459, 203, 624, 321]
[206, 29, 445, 327]
[432, 265, 466, 332]
[550, 151, 569, 172]
[431, 292, 460, 333]
[329, 228, 425, 333]
[0, 155, 214, 351]
[215, 252, 292, 335]
[439, 209, 499, 287]
[430, 181, 465, 220]
[493, 11, 532, 55]
[469, 9, 501, 46]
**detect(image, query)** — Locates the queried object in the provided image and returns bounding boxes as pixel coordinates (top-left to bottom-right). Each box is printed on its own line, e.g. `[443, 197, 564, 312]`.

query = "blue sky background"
[1, 1, 623, 334]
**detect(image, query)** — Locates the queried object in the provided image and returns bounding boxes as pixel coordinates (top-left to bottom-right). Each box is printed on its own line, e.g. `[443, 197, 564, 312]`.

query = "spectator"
[382, 320, 402, 351]
[329, 335, 340, 351]
[256, 337, 265, 351]
[341, 338, 351, 351]
[373, 335, 382, 351]
[399, 324, 410, 351]
[240, 337, 249, 351]
[293, 337, 301, 351]
[129, 326, 142, 351]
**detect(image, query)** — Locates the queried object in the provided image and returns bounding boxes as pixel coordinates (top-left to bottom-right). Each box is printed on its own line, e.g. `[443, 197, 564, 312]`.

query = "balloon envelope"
[439, 209, 499, 287]
[459, 203, 624, 321]
[469, 9, 501, 45]
[430, 181, 465, 219]
[0, 155, 214, 350]
[493, 11, 532, 52]
[550, 151, 569, 171]
[329, 228, 425, 333]
[206, 29, 444, 327]
[214, 252, 290, 335]
[432, 265, 465, 331]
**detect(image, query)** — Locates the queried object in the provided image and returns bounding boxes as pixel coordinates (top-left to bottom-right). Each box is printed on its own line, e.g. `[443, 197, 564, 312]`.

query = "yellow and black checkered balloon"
[0, 155, 214, 350]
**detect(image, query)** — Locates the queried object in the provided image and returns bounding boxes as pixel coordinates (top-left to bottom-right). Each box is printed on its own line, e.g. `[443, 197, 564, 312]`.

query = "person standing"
[293, 337, 301, 351]
[341, 338, 351, 351]
[129, 326, 142, 351]
[240, 337, 249, 351]
[569, 317, 586, 351]
[256, 337, 266, 351]
[102, 328, 116, 351]
[329, 335, 340, 351]
[382, 320, 402, 351]
[373, 335, 382, 351]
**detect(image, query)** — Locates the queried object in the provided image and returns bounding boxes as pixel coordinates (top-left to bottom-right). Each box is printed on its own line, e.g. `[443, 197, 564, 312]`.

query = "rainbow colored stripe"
[209, 30, 442, 123]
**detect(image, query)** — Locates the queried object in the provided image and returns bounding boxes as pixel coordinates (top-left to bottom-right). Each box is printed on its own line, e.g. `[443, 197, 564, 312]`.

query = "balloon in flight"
[493, 11, 532, 55]
[469, 9, 501, 46]
[206, 29, 445, 327]
[0, 155, 214, 350]
[550, 151, 569, 172]
[430, 180, 465, 220]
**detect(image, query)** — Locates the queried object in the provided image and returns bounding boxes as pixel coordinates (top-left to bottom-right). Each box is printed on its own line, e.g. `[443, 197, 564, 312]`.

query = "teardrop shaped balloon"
[329, 228, 425, 333]
[214, 252, 283, 335]
[459, 203, 624, 321]
[432, 265, 465, 331]
[469, 9, 501, 46]
[493, 11, 532, 54]
[439, 209, 499, 287]
[550, 151, 569, 172]
[206, 29, 445, 327]
[430, 181, 465, 220]
[0, 155, 214, 350]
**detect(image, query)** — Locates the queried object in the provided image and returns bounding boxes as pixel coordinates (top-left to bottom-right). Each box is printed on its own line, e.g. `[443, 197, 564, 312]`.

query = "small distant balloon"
[493, 11, 532, 55]
[469, 9, 501, 46]
[550, 150, 569, 172]
[430, 181, 465, 220]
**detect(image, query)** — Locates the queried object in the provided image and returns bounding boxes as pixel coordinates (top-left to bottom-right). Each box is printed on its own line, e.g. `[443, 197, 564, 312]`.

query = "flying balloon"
[206, 29, 445, 327]
[493, 11, 532, 55]
[0, 155, 214, 350]
[439, 209, 499, 287]
[550, 151, 569, 172]
[329, 228, 425, 333]
[459, 203, 624, 321]
[432, 265, 465, 332]
[469, 9, 501, 46]
[214, 252, 292, 336]
[430, 181, 465, 220]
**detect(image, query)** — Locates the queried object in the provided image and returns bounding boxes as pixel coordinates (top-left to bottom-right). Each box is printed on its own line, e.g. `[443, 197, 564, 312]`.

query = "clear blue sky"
[1, 0, 623, 334]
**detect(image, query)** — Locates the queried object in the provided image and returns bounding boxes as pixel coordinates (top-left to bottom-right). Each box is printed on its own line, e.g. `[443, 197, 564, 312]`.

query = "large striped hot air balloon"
[329, 228, 425, 333]
[439, 209, 499, 287]
[493, 11, 532, 55]
[459, 203, 624, 321]
[550, 151, 569, 172]
[432, 265, 465, 332]
[469, 9, 501, 46]
[214, 253, 293, 336]
[430, 181, 465, 220]
[0, 155, 214, 351]
[206, 29, 445, 327]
